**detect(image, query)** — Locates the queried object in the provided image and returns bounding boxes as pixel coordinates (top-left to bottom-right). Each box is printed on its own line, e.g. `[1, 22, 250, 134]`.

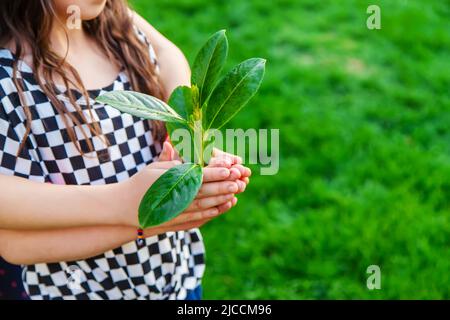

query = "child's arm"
[0, 159, 235, 231]
[0, 174, 135, 230]
[0, 226, 137, 265]
[0, 200, 232, 265]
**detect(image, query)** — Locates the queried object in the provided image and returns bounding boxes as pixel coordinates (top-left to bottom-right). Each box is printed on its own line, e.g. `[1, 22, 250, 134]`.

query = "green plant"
[96, 30, 266, 228]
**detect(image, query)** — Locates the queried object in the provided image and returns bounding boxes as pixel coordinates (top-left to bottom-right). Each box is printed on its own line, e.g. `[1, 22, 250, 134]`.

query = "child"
[0, 0, 250, 300]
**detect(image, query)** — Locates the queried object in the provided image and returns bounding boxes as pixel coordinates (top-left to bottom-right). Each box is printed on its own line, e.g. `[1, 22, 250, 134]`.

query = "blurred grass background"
[131, 0, 450, 299]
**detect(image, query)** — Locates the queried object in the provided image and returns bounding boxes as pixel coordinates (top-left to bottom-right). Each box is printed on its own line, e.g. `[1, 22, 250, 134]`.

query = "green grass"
[131, 0, 450, 299]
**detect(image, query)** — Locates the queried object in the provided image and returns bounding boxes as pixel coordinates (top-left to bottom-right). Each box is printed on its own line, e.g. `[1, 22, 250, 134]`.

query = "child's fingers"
[202, 167, 230, 182]
[236, 180, 247, 193]
[217, 196, 238, 213]
[231, 164, 251, 178]
[148, 160, 182, 169]
[156, 211, 216, 229]
[226, 167, 241, 181]
[171, 208, 219, 225]
[216, 200, 233, 214]
[158, 142, 169, 161]
[212, 148, 243, 165]
[196, 181, 239, 198]
[158, 141, 174, 161]
[168, 217, 213, 231]
[151, 198, 239, 233]
[185, 193, 234, 212]
[207, 157, 233, 168]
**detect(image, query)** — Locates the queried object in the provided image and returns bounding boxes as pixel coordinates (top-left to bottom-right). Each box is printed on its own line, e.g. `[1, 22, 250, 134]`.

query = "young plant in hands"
[96, 30, 265, 228]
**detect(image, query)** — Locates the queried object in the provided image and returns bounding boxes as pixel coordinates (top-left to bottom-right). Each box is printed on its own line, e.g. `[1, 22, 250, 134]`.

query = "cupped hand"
[208, 147, 251, 193]
[158, 142, 241, 214]
[125, 142, 250, 232]
[159, 142, 252, 210]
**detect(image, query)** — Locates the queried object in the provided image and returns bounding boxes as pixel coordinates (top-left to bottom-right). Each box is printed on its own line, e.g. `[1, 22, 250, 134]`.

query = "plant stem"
[191, 85, 204, 167]
[193, 117, 203, 166]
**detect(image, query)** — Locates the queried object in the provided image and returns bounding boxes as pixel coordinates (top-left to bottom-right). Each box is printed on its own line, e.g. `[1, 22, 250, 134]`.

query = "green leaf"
[204, 58, 266, 130]
[191, 29, 228, 107]
[96, 91, 185, 123]
[166, 122, 197, 163]
[168, 86, 194, 119]
[138, 163, 203, 228]
[166, 86, 197, 163]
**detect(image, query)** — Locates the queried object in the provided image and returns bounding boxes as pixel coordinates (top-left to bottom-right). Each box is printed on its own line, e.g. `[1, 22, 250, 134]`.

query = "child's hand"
[127, 142, 238, 233]
[158, 141, 251, 188]
[159, 142, 250, 197]
[158, 142, 240, 212]
[122, 142, 251, 231]
[144, 167, 239, 234]
[208, 148, 251, 194]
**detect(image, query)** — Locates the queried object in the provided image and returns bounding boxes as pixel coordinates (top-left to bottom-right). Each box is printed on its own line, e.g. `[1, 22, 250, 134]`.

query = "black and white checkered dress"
[0, 34, 205, 300]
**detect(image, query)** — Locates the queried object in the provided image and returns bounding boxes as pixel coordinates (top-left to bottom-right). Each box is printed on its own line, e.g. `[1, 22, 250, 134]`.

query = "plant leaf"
[166, 122, 197, 163]
[191, 29, 228, 107]
[204, 58, 266, 130]
[166, 86, 196, 163]
[96, 91, 185, 123]
[167, 86, 194, 119]
[138, 163, 203, 228]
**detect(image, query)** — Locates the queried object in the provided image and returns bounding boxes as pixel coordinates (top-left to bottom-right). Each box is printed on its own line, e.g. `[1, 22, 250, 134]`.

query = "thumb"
[159, 141, 175, 161]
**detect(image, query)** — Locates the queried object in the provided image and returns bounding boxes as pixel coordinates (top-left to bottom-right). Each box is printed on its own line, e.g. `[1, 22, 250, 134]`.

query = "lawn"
[130, 0, 450, 299]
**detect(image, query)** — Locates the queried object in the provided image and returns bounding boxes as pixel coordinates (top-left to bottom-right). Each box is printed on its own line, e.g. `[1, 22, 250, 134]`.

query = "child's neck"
[49, 21, 91, 58]
[47, 17, 121, 91]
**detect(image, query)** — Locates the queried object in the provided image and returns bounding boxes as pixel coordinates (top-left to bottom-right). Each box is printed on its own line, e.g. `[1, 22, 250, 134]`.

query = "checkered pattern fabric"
[0, 32, 205, 300]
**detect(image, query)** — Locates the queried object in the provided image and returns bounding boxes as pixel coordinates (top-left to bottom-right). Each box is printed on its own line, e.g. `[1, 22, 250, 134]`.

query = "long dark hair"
[0, 0, 166, 155]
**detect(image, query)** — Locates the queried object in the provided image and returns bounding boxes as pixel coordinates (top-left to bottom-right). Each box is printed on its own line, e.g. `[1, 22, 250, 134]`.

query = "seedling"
[96, 30, 266, 228]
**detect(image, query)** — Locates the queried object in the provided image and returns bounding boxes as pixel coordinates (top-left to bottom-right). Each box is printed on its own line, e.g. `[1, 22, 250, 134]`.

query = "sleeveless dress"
[0, 32, 205, 300]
